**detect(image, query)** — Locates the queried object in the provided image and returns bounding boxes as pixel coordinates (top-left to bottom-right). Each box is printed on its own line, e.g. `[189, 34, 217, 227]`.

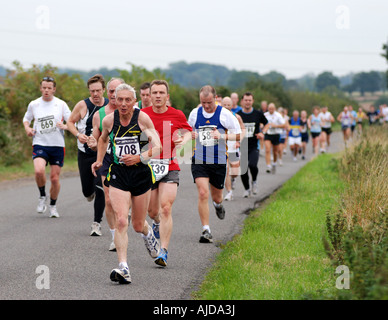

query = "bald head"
[222, 97, 233, 110]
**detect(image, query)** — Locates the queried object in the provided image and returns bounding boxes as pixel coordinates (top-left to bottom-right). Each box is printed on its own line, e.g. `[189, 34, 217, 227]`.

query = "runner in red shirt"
[141, 79, 192, 267]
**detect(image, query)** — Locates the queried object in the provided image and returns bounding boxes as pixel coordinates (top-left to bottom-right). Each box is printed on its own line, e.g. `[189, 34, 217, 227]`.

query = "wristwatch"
[140, 153, 148, 163]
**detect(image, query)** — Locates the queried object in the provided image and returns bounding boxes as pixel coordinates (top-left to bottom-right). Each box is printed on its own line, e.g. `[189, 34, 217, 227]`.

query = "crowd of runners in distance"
[22, 74, 388, 284]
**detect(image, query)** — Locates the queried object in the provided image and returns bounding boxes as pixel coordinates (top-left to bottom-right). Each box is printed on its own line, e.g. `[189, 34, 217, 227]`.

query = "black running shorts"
[191, 163, 226, 189]
[107, 163, 154, 196]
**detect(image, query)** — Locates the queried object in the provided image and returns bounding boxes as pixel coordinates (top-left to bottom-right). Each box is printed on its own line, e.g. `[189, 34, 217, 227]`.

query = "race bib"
[342, 118, 350, 126]
[267, 125, 276, 135]
[198, 125, 218, 147]
[38, 115, 57, 135]
[244, 123, 255, 138]
[149, 158, 169, 181]
[291, 128, 300, 136]
[115, 137, 140, 163]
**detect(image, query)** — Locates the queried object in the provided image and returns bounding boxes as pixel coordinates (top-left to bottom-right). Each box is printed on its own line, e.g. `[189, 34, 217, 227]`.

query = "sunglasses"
[42, 76, 55, 82]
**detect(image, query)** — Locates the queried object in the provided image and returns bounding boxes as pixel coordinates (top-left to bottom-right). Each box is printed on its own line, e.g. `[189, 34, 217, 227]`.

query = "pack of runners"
[23, 75, 387, 284]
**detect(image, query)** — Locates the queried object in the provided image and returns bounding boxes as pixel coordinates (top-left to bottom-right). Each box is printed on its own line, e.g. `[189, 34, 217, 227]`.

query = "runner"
[366, 105, 379, 126]
[230, 92, 242, 113]
[308, 106, 322, 156]
[337, 105, 353, 144]
[88, 77, 125, 250]
[142, 79, 192, 267]
[288, 110, 303, 161]
[277, 107, 288, 166]
[355, 107, 367, 135]
[67, 74, 108, 236]
[188, 85, 241, 243]
[137, 82, 152, 109]
[22, 76, 71, 218]
[348, 105, 357, 139]
[222, 96, 245, 201]
[380, 104, 388, 125]
[237, 92, 268, 197]
[300, 110, 309, 160]
[91, 83, 162, 284]
[259, 101, 268, 152]
[263, 103, 285, 174]
[319, 106, 335, 153]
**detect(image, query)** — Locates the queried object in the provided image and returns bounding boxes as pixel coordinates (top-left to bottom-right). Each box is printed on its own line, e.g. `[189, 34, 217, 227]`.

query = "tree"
[381, 42, 388, 90]
[351, 71, 382, 96]
[315, 72, 340, 92]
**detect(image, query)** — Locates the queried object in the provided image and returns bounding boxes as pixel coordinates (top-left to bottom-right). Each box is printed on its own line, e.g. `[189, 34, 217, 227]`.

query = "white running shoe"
[143, 225, 160, 259]
[90, 222, 102, 236]
[243, 189, 251, 198]
[252, 181, 258, 195]
[293, 157, 297, 162]
[37, 196, 47, 214]
[271, 164, 276, 174]
[224, 191, 233, 201]
[109, 241, 116, 252]
[266, 165, 272, 173]
[49, 205, 59, 218]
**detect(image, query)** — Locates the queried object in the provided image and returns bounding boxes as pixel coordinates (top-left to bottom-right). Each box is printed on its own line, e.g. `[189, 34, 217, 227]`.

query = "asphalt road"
[0, 133, 343, 300]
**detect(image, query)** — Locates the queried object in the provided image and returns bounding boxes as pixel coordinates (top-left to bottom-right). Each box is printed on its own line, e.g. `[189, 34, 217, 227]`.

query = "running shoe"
[214, 203, 225, 220]
[243, 189, 250, 198]
[90, 222, 102, 236]
[154, 248, 168, 267]
[271, 164, 276, 174]
[143, 226, 160, 259]
[49, 205, 59, 218]
[110, 267, 131, 284]
[86, 192, 95, 202]
[252, 181, 258, 195]
[231, 178, 236, 190]
[266, 165, 272, 174]
[152, 222, 160, 240]
[37, 196, 47, 214]
[224, 191, 233, 201]
[109, 241, 116, 252]
[199, 229, 213, 243]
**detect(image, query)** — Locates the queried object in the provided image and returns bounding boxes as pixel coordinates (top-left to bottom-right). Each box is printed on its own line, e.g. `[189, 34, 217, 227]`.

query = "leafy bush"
[323, 126, 388, 299]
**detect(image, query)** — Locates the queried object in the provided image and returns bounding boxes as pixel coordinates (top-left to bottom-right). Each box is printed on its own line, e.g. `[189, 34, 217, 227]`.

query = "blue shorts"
[32, 145, 65, 167]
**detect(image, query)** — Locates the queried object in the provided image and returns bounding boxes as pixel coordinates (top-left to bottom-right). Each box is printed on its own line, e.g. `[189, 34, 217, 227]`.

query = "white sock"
[202, 225, 211, 233]
[110, 229, 115, 241]
[213, 201, 222, 208]
[119, 262, 128, 269]
[142, 230, 151, 239]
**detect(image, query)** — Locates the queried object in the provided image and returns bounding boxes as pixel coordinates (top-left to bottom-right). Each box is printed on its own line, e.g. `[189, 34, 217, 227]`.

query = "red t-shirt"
[141, 106, 192, 171]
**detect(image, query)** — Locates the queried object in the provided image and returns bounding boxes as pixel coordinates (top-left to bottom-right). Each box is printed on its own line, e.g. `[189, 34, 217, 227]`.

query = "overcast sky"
[0, 0, 387, 79]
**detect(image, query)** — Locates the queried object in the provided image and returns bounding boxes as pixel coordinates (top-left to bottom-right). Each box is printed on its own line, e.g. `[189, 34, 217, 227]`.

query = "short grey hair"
[107, 77, 125, 90]
[115, 83, 136, 99]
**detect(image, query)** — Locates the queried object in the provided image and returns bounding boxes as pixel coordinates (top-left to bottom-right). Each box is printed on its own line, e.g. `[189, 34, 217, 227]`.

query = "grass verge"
[193, 153, 344, 300]
[0, 156, 78, 182]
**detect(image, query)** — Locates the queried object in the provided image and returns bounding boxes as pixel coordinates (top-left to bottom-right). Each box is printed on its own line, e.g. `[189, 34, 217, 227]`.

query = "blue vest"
[288, 117, 302, 138]
[193, 106, 227, 164]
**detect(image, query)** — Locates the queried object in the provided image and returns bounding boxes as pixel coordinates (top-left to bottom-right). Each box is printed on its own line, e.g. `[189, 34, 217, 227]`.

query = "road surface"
[0, 133, 343, 300]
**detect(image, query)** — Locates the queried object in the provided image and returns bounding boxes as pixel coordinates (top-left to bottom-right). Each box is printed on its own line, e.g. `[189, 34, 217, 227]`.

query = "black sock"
[39, 186, 46, 197]
[50, 198, 57, 206]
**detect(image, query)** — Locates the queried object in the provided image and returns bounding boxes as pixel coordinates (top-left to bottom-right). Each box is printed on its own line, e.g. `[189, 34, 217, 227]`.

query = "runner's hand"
[25, 127, 36, 137]
[121, 154, 141, 166]
[78, 133, 88, 144]
[57, 121, 67, 130]
[91, 161, 102, 177]
[87, 135, 97, 149]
